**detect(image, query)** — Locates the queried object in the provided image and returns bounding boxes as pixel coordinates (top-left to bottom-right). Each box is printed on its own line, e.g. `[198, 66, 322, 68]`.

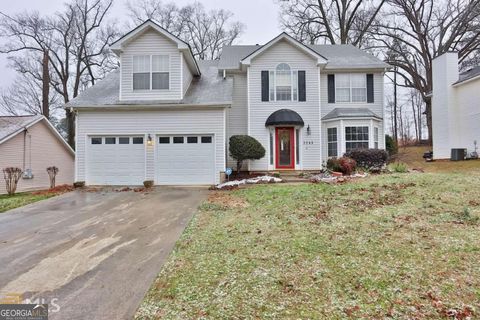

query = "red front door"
[275, 127, 295, 169]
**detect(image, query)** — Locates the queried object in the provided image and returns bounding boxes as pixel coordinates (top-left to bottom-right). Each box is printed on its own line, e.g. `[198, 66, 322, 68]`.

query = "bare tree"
[278, 0, 386, 47]
[126, 0, 245, 60]
[0, 0, 119, 147]
[373, 0, 480, 144]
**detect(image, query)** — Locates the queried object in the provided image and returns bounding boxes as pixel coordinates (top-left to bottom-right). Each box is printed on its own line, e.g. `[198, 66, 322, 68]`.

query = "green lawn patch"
[136, 172, 480, 319]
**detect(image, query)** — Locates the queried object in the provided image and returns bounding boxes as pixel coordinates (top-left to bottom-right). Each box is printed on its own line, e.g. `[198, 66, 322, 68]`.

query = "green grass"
[136, 172, 480, 319]
[0, 192, 57, 213]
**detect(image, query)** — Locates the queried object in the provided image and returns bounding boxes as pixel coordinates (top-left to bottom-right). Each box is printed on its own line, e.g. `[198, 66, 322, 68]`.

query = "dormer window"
[133, 55, 169, 90]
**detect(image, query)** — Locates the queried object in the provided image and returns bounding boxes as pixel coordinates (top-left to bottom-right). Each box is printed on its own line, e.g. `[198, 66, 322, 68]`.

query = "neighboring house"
[67, 20, 389, 186]
[432, 52, 480, 159]
[0, 115, 75, 194]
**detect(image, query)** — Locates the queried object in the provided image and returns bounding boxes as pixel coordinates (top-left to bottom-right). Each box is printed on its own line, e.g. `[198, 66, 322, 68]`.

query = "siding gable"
[120, 29, 182, 101]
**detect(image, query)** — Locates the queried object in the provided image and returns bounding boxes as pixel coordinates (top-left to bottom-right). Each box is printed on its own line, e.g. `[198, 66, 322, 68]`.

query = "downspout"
[23, 128, 27, 171]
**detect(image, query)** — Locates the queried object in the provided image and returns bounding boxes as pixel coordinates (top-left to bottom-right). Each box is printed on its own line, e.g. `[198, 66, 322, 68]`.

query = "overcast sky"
[0, 0, 281, 89]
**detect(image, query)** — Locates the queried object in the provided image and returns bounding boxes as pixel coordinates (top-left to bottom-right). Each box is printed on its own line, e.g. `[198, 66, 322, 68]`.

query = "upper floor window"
[133, 55, 169, 90]
[335, 74, 367, 103]
[268, 63, 298, 101]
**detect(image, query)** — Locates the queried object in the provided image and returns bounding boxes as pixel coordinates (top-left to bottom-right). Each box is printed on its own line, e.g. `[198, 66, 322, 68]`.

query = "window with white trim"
[374, 127, 379, 149]
[335, 74, 367, 103]
[327, 127, 338, 157]
[345, 126, 369, 152]
[268, 64, 298, 101]
[133, 54, 169, 90]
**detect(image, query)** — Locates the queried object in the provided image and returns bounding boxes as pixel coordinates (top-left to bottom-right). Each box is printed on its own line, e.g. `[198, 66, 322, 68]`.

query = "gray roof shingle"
[454, 66, 480, 85]
[0, 115, 43, 142]
[322, 108, 382, 121]
[67, 60, 232, 108]
[218, 43, 389, 70]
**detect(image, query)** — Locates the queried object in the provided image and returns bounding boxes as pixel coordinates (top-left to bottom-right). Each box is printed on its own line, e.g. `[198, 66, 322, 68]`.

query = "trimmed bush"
[344, 149, 388, 171]
[143, 180, 154, 188]
[385, 135, 398, 155]
[3, 167, 23, 195]
[327, 157, 356, 175]
[229, 135, 266, 173]
[73, 181, 85, 188]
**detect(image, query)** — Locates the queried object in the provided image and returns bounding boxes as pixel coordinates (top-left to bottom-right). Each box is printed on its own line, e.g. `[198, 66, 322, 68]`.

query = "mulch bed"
[30, 184, 74, 196]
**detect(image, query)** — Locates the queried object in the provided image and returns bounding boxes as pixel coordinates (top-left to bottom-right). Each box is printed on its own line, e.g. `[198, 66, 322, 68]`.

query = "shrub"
[327, 157, 356, 175]
[385, 135, 398, 155]
[46, 166, 59, 189]
[73, 181, 85, 188]
[2, 167, 23, 195]
[344, 149, 388, 171]
[143, 180, 154, 189]
[229, 135, 266, 173]
[327, 158, 342, 172]
[388, 162, 408, 173]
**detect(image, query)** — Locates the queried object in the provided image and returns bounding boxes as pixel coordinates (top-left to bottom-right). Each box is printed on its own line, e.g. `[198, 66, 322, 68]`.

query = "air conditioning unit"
[22, 169, 34, 179]
[451, 148, 466, 161]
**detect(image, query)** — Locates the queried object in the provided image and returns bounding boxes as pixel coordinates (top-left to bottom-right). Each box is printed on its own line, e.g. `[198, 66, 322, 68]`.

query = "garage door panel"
[86, 136, 145, 185]
[156, 135, 215, 185]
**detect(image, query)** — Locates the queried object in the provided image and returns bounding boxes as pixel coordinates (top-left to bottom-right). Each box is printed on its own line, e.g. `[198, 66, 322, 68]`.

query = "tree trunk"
[42, 50, 50, 119]
[425, 98, 433, 145]
[66, 109, 75, 149]
[236, 159, 243, 174]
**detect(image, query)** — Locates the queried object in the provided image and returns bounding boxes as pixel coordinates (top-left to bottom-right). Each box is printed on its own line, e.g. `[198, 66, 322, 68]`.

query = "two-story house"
[67, 20, 389, 186]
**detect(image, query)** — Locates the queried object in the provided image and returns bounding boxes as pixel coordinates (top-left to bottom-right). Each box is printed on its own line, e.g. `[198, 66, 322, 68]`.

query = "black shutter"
[298, 71, 306, 101]
[327, 74, 335, 103]
[366, 74, 374, 103]
[261, 71, 269, 102]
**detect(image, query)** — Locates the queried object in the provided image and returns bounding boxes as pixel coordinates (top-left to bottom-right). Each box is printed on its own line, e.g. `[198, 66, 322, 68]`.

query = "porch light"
[307, 125, 311, 136]
[147, 134, 153, 146]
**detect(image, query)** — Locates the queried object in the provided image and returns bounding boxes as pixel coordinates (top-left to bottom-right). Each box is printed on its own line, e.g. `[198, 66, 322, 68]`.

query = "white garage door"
[156, 135, 215, 185]
[86, 136, 145, 185]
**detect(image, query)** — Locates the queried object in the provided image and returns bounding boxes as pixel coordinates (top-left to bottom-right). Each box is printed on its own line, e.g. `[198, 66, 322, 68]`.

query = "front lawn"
[136, 172, 480, 319]
[0, 185, 73, 213]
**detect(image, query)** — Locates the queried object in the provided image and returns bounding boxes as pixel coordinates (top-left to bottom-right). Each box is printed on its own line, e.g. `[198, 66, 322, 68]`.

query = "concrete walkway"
[0, 187, 208, 319]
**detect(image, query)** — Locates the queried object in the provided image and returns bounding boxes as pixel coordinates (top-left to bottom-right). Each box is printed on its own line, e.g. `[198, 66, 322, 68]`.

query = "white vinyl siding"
[182, 53, 193, 96]
[248, 39, 320, 170]
[76, 109, 225, 185]
[226, 73, 248, 168]
[120, 29, 181, 100]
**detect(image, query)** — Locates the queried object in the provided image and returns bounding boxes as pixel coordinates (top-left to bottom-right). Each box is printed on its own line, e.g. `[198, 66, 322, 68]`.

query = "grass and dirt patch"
[0, 184, 73, 213]
[136, 169, 480, 319]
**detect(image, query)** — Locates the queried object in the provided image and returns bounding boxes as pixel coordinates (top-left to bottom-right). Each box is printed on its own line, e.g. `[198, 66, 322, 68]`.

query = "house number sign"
[303, 141, 314, 145]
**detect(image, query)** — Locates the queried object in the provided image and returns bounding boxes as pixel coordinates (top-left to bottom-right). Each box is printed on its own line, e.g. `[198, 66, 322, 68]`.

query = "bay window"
[345, 126, 369, 152]
[327, 127, 338, 157]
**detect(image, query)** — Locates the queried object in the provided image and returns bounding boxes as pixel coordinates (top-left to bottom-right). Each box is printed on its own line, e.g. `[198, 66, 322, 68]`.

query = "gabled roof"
[322, 108, 382, 121]
[67, 60, 232, 109]
[240, 33, 328, 66]
[0, 115, 74, 155]
[219, 43, 389, 70]
[110, 19, 200, 76]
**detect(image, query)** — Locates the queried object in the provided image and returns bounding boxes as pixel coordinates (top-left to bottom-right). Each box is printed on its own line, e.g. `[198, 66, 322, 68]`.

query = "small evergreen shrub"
[143, 180, 154, 188]
[385, 135, 398, 155]
[389, 162, 408, 173]
[229, 135, 266, 173]
[73, 181, 85, 188]
[344, 149, 388, 171]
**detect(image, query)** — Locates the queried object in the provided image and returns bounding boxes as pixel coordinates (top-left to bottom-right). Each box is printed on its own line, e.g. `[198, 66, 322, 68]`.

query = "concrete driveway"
[0, 187, 208, 319]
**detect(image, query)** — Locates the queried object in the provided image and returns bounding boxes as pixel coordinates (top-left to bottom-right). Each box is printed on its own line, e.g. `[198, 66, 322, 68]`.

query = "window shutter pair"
[327, 74, 374, 103]
[261, 70, 306, 102]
